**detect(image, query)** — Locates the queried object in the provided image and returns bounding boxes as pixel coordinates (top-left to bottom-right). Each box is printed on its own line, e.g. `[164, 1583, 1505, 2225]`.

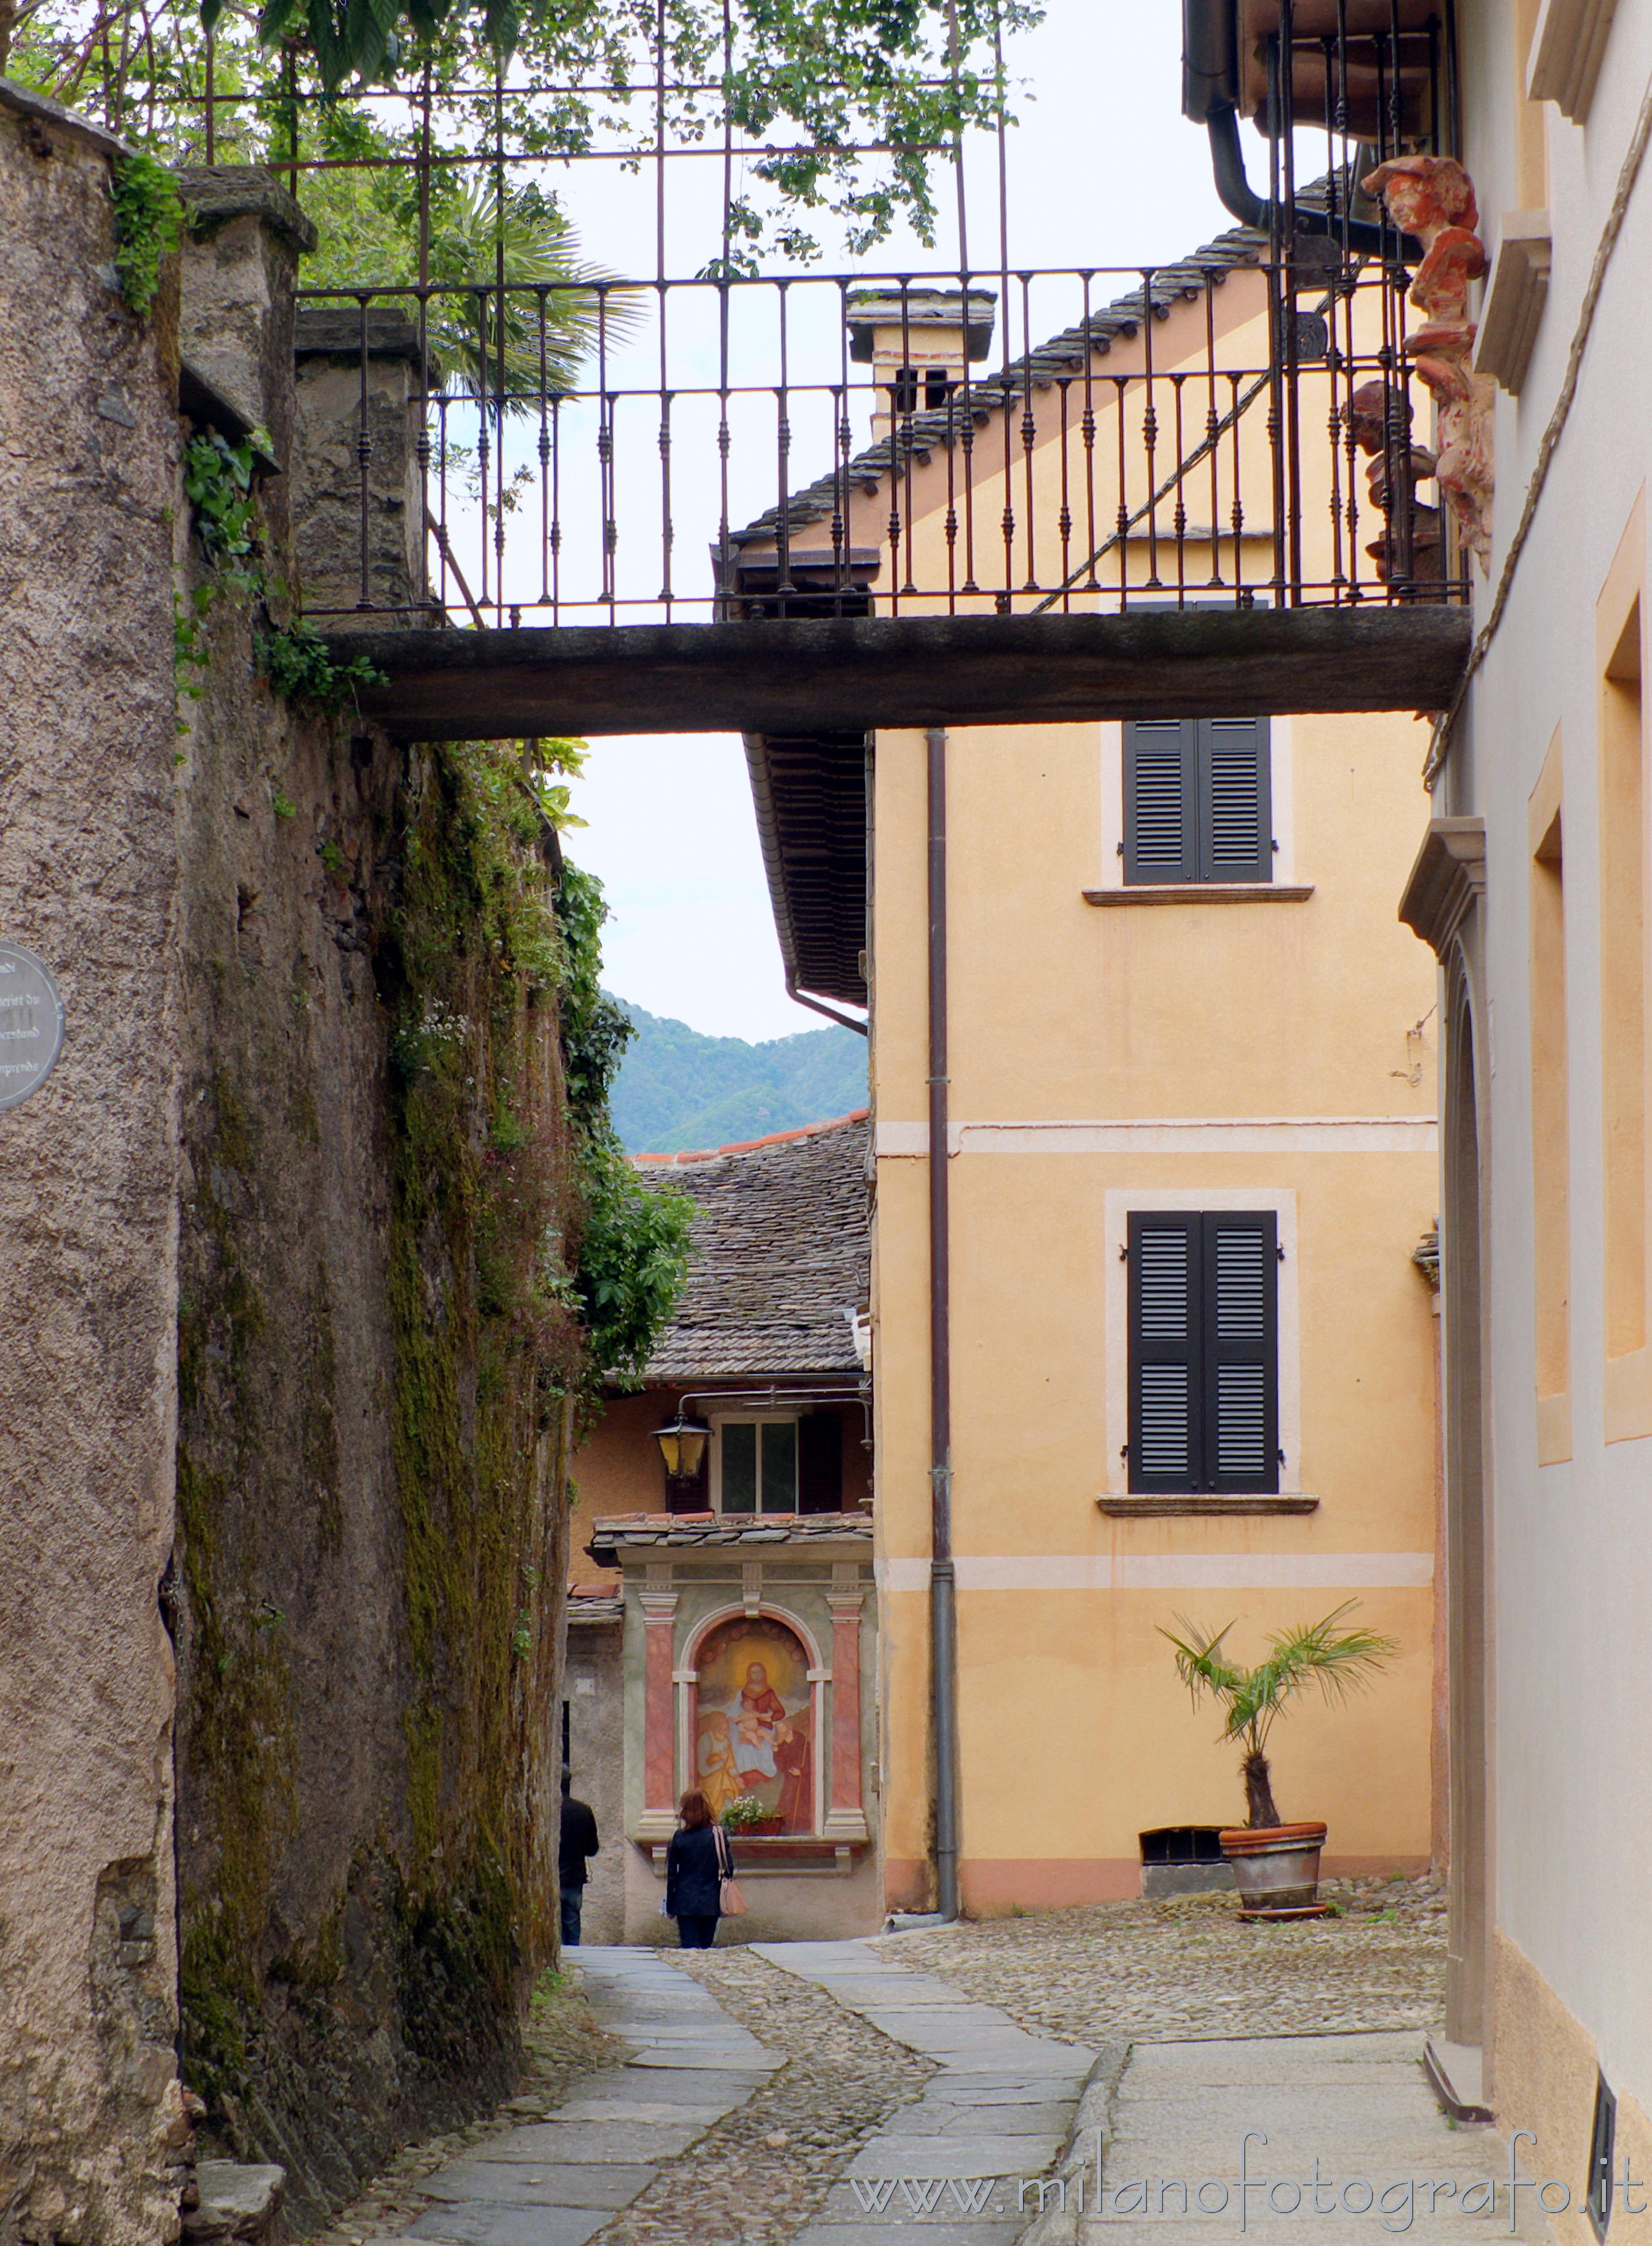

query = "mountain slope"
[610, 1001, 868, 1153]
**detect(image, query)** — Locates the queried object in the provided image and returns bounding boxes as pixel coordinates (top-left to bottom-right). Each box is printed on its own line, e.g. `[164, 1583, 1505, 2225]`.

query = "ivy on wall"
[110, 150, 179, 316]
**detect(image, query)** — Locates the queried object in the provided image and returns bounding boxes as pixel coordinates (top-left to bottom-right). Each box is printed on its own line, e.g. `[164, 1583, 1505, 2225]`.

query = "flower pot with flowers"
[722, 1793, 783, 1837]
[1159, 1601, 1397, 1921]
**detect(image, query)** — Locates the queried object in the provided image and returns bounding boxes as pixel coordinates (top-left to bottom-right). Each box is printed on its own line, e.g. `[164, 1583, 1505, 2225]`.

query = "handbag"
[714, 1822, 748, 1916]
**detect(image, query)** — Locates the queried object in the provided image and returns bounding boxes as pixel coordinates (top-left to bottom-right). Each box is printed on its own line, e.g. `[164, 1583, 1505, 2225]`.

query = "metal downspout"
[927, 724, 959, 1924]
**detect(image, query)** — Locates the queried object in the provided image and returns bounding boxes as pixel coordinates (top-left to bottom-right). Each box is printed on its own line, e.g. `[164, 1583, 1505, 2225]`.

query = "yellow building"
[733, 224, 1444, 1917]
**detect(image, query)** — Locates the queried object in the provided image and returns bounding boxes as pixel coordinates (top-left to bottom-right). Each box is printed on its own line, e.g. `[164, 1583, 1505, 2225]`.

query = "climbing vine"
[110, 150, 179, 316]
[177, 425, 386, 715]
[550, 860, 693, 1380]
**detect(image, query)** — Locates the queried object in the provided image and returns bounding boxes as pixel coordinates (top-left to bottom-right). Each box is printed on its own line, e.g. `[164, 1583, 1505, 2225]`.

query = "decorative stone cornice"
[1399, 816, 1486, 960]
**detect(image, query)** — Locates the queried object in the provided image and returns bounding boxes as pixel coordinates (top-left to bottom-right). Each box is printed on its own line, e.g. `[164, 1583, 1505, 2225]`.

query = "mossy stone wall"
[173, 532, 577, 2223]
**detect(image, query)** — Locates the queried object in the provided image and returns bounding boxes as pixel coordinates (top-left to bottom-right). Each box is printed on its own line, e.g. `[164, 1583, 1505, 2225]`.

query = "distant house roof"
[634, 1110, 870, 1382]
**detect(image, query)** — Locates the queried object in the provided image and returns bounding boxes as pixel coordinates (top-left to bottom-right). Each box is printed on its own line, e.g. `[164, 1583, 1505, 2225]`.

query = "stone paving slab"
[1071, 2034, 1557, 2246]
[467, 2121, 702, 2164]
[419, 2164, 654, 2208]
[750, 1938, 1098, 2245]
[407, 2207, 610, 2246]
[844, 2138, 1063, 2179]
[792, 2223, 1022, 2244]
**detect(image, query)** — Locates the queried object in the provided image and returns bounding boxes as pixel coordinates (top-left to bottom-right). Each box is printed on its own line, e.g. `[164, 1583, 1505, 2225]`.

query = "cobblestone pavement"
[581, 1944, 933, 2246]
[872, 1878, 1446, 2047]
[307, 1879, 1451, 2246]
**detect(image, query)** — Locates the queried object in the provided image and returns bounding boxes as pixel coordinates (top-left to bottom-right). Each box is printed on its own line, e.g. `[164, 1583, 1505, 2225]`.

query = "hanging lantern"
[652, 1412, 710, 1481]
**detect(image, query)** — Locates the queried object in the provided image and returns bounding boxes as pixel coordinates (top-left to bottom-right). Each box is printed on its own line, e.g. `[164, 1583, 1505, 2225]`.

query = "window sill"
[1096, 1494, 1320, 1516]
[1083, 884, 1314, 907]
[645, 1839, 865, 1876]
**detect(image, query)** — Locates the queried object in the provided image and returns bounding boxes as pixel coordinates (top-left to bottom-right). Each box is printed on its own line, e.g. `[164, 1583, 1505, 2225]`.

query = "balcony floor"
[329, 607, 1471, 739]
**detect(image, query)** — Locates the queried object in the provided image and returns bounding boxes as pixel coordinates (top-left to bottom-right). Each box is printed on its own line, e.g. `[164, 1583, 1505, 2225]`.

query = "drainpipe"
[926, 725, 960, 1925]
[888, 725, 959, 1931]
[784, 972, 868, 1037]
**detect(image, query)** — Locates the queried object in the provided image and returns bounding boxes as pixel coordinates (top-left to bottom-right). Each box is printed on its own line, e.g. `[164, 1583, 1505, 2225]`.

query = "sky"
[558, 0, 1235, 1043]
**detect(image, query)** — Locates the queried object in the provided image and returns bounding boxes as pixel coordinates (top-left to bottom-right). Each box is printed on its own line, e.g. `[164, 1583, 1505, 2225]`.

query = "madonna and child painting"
[693, 1615, 814, 1834]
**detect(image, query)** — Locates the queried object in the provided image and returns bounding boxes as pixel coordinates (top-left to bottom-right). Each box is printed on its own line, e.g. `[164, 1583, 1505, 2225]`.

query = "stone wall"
[0, 79, 191, 2246]
[0, 109, 576, 2244]
[169, 176, 576, 2228]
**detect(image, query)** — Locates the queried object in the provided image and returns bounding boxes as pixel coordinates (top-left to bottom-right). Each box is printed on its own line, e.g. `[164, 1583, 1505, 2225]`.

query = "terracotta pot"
[1218, 1821, 1328, 1913]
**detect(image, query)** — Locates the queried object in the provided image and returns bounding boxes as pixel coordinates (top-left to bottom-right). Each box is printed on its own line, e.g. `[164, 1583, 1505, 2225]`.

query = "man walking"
[559, 1768, 599, 1948]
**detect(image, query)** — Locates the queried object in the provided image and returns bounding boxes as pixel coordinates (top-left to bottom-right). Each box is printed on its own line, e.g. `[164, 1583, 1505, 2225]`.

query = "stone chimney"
[846, 286, 996, 440]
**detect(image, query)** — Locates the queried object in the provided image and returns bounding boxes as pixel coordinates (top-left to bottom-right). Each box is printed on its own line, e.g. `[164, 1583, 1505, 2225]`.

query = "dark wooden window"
[1127, 1210, 1279, 1494]
[718, 1420, 799, 1513]
[1123, 718, 1272, 883]
[798, 1411, 844, 1512]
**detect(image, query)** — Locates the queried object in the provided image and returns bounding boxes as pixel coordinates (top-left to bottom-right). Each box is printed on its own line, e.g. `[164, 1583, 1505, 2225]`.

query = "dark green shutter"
[1128, 1212, 1202, 1492]
[1124, 721, 1197, 883]
[798, 1411, 842, 1513]
[1124, 718, 1271, 884]
[1198, 718, 1272, 882]
[1201, 1211, 1279, 1493]
[1128, 1209, 1279, 1494]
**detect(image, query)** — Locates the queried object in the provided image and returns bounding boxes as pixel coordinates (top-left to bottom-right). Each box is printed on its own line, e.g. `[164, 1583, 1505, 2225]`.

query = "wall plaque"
[0, 944, 66, 1111]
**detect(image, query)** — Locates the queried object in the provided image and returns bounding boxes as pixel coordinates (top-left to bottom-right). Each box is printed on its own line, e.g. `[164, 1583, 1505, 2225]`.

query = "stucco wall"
[871, 708, 1442, 1908]
[1450, 0, 1652, 2145]
[0, 85, 190, 2246]
[565, 1621, 626, 1946]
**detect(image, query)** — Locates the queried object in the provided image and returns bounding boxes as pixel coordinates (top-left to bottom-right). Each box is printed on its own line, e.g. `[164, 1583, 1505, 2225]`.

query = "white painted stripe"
[956, 1119, 1438, 1156]
[1114, 1551, 1433, 1589]
[875, 1118, 1438, 1158]
[877, 1552, 1433, 1593]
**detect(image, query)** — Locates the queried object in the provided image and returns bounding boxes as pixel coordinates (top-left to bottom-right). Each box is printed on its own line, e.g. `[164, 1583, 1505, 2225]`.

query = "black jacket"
[664, 1822, 726, 1918]
[559, 1796, 599, 1887]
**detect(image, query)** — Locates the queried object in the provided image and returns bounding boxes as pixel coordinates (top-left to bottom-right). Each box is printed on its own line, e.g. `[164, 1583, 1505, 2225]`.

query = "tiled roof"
[587, 1511, 874, 1555]
[634, 1111, 870, 1380]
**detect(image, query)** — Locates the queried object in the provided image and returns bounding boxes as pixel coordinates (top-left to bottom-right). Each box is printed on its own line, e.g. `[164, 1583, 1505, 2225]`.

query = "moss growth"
[380, 738, 581, 1972]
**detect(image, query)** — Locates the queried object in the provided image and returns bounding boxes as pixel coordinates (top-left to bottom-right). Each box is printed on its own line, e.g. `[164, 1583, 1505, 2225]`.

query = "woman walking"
[665, 1788, 730, 1949]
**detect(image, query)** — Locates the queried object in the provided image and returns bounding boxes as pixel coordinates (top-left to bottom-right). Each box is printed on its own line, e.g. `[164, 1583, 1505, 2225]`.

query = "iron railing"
[295, 242, 1469, 628]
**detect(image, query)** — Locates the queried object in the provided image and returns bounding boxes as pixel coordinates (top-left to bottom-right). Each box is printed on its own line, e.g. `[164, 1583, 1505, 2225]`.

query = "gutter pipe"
[1205, 106, 1416, 258]
[884, 729, 963, 1937]
[784, 972, 868, 1037]
[915, 725, 961, 1928]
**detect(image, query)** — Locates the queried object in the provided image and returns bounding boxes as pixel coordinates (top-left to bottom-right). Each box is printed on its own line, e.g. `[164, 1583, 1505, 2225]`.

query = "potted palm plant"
[1160, 1602, 1397, 1920]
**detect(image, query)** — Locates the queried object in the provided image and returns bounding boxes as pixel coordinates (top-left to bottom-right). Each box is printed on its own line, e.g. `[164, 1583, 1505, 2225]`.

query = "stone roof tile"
[633, 1112, 870, 1381]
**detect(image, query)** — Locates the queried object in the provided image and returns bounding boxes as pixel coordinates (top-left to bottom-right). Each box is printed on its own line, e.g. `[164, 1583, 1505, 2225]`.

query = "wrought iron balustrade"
[293, 247, 1467, 632]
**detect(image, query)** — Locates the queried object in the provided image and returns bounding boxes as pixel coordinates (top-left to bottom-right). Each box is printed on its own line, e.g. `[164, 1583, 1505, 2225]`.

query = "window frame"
[711, 1412, 802, 1516]
[1122, 716, 1274, 886]
[1126, 1208, 1279, 1496]
[1104, 1190, 1300, 1500]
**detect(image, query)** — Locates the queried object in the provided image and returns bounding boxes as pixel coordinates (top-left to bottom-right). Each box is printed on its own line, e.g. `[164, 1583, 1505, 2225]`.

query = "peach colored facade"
[868, 708, 1443, 1911]
[735, 255, 1447, 1915]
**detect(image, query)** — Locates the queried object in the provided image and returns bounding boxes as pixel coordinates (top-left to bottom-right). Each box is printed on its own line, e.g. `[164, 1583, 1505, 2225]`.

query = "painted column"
[638, 1588, 679, 1840]
[823, 1589, 869, 1841]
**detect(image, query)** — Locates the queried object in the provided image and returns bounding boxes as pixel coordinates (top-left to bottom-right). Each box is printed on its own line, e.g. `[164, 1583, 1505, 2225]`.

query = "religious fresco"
[692, 1613, 814, 1834]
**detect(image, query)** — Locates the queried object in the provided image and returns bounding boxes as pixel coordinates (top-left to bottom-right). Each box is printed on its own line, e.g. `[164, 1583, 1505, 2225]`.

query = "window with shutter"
[1124, 721, 1197, 882]
[798, 1411, 844, 1512]
[1128, 1210, 1279, 1493]
[1123, 718, 1272, 885]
